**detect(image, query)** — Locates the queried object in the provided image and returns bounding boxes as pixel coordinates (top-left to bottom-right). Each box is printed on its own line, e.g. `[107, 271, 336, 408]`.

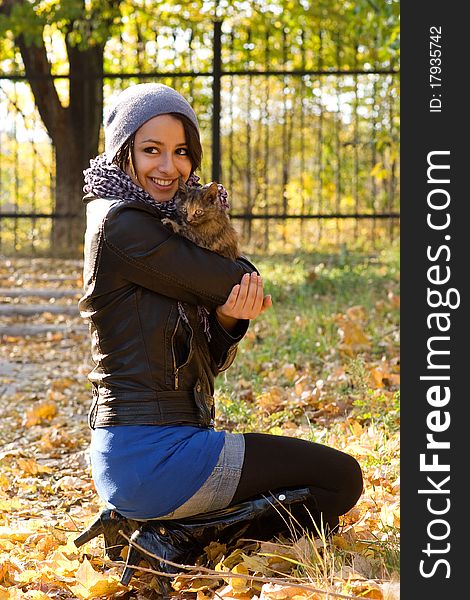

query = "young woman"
[76, 83, 363, 582]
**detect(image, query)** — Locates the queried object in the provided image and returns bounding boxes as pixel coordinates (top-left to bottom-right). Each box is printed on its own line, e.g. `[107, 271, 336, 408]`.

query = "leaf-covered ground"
[0, 249, 400, 600]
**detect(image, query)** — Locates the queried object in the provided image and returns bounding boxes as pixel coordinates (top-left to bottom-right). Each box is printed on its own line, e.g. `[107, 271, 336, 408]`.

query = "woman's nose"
[158, 152, 175, 174]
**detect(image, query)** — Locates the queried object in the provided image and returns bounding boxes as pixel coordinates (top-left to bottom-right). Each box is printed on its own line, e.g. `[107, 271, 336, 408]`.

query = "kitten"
[162, 178, 240, 260]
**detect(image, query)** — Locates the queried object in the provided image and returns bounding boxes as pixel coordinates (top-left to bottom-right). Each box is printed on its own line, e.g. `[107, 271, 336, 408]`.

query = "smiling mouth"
[151, 177, 175, 188]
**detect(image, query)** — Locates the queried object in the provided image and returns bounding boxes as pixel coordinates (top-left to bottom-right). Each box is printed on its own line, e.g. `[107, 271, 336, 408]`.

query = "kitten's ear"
[178, 176, 188, 194]
[204, 182, 220, 203]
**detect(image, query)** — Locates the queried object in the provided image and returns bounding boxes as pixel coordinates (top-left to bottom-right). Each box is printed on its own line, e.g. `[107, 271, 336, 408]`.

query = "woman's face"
[127, 114, 192, 202]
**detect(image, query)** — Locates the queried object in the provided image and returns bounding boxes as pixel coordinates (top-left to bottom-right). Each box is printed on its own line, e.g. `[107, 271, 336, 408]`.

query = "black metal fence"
[0, 18, 399, 255]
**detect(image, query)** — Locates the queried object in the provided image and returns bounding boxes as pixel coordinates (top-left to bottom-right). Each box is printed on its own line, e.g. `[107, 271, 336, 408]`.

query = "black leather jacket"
[78, 195, 256, 429]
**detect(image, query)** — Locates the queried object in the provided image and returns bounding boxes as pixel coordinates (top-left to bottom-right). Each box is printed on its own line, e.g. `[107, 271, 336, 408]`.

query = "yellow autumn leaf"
[0, 540, 15, 552]
[23, 591, 51, 600]
[0, 526, 37, 542]
[343, 443, 378, 458]
[349, 420, 364, 437]
[0, 589, 20, 600]
[173, 577, 217, 592]
[17, 458, 53, 476]
[350, 579, 384, 599]
[216, 584, 253, 600]
[260, 582, 319, 599]
[229, 562, 250, 591]
[257, 387, 284, 412]
[22, 401, 57, 427]
[339, 320, 371, 347]
[380, 503, 400, 528]
[16, 569, 41, 584]
[68, 557, 123, 599]
[54, 476, 91, 491]
[332, 535, 350, 550]
[281, 363, 297, 381]
[0, 475, 9, 491]
[28, 533, 60, 559]
[239, 553, 270, 575]
[346, 305, 367, 322]
[50, 378, 75, 391]
[204, 540, 226, 562]
[49, 550, 81, 576]
[0, 558, 20, 586]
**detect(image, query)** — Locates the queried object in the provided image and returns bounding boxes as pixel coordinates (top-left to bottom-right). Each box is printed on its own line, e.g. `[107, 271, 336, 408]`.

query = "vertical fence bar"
[31, 140, 37, 253]
[0, 93, 2, 254]
[299, 30, 306, 245]
[228, 30, 234, 195]
[263, 27, 271, 251]
[13, 84, 19, 251]
[353, 43, 360, 241]
[371, 73, 378, 247]
[212, 18, 222, 183]
[245, 29, 253, 242]
[316, 30, 324, 243]
[188, 28, 195, 99]
[388, 73, 397, 242]
[281, 27, 289, 243]
[334, 35, 342, 245]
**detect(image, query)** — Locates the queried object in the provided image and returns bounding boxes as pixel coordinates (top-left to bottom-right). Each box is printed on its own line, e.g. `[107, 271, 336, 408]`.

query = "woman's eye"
[177, 148, 189, 156]
[144, 147, 159, 154]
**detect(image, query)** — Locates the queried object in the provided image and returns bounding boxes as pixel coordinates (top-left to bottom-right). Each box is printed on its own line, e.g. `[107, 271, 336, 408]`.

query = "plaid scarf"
[83, 153, 231, 341]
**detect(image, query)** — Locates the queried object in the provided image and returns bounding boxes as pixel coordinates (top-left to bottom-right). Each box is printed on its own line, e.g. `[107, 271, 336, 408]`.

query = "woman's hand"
[215, 272, 272, 331]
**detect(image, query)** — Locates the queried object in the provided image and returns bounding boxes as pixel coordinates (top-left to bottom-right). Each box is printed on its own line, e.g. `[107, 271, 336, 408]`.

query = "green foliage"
[0, 0, 400, 69]
[0, 0, 122, 48]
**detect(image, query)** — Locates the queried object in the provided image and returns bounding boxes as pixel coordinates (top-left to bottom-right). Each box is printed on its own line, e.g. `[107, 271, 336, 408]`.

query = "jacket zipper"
[174, 367, 179, 389]
[171, 316, 180, 389]
[171, 315, 194, 390]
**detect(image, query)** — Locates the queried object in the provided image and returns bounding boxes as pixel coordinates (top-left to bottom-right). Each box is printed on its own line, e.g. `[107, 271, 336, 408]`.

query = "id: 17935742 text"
[429, 26, 442, 113]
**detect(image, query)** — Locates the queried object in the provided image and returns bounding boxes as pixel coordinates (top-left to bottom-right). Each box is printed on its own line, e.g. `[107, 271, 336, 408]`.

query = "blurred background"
[0, 0, 399, 257]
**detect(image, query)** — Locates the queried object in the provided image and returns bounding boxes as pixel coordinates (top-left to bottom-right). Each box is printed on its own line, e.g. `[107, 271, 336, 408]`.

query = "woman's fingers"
[224, 283, 240, 309]
[236, 273, 250, 309]
[240, 273, 265, 317]
[260, 294, 272, 313]
[217, 272, 272, 320]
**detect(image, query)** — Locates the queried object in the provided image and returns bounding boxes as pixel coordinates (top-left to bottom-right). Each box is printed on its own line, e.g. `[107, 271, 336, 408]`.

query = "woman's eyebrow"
[140, 138, 187, 146]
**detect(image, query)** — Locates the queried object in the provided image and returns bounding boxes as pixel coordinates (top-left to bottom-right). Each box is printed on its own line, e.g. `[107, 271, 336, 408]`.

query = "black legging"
[231, 433, 363, 525]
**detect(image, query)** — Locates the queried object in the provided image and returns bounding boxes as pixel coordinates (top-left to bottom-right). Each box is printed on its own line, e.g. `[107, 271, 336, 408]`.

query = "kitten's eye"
[181, 206, 187, 213]
[195, 209, 203, 216]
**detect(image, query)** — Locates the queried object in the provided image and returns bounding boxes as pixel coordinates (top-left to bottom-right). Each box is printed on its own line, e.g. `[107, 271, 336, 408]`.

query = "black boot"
[74, 508, 140, 561]
[120, 486, 323, 585]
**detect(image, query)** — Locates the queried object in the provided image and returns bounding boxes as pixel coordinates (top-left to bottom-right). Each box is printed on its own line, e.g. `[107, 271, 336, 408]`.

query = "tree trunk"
[14, 18, 104, 256]
[51, 136, 89, 255]
[51, 43, 104, 256]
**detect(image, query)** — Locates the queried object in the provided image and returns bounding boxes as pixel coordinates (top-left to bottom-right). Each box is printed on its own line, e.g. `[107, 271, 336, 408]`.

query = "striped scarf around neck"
[83, 152, 231, 341]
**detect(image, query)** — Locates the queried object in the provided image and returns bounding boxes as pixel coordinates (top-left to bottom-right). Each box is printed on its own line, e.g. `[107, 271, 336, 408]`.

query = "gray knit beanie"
[104, 83, 200, 161]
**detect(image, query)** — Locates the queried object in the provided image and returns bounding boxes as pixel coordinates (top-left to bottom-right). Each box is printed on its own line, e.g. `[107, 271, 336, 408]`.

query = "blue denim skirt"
[158, 432, 245, 519]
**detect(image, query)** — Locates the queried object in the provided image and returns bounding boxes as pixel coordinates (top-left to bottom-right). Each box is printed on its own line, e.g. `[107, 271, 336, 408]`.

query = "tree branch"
[16, 34, 66, 142]
[1, 0, 65, 143]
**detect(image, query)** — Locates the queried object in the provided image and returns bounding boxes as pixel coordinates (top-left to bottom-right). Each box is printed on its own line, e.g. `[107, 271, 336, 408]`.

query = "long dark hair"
[113, 113, 203, 178]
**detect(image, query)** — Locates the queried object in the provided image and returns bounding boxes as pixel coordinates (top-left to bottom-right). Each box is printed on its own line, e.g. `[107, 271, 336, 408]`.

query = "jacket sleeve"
[207, 311, 249, 372]
[103, 205, 259, 310]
